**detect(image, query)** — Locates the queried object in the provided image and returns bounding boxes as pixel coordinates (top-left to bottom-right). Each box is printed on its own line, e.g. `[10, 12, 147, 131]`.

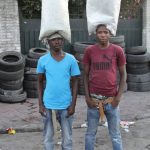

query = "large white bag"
[86, 0, 121, 35]
[39, 0, 71, 42]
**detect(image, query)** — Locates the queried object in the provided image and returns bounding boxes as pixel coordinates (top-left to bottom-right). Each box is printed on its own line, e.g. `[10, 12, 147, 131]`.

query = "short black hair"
[96, 24, 107, 32]
[95, 24, 112, 35]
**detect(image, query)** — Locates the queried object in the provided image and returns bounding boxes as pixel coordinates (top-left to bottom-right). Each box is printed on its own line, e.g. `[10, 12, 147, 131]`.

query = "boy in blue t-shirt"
[36, 33, 80, 150]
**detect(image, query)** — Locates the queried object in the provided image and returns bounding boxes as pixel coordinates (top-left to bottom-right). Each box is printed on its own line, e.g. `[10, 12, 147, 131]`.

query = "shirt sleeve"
[36, 58, 45, 73]
[70, 57, 80, 76]
[82, 47, 91, 65]
[117, 47, 126, 66]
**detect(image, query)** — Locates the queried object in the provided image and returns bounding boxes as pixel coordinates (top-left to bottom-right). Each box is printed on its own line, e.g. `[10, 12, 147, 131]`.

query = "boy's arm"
[37, 73, 46, 116]
[112, 65, 127, 107]
[67, 75, 79, 116]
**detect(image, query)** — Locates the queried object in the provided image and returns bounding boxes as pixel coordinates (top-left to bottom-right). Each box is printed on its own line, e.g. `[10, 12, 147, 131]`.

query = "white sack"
[86, 0, 121, 35]
[39, 0, 71, 42]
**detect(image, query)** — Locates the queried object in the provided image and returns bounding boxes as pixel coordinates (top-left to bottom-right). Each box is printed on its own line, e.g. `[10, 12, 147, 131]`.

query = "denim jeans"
[85, 104, 123, 150]
[43, 109, 73, 150]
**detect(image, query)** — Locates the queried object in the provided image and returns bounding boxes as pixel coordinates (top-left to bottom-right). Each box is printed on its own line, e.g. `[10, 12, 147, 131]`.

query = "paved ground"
[0, 91, 150, 150]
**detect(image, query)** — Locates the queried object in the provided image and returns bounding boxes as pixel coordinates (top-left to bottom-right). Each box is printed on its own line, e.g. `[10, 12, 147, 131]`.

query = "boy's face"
[48, 38, 63, 52]
[96, 25, 110, 44]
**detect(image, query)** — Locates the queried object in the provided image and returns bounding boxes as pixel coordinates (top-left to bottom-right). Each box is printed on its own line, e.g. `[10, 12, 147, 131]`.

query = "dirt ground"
[0, 91, 150, 150]
[0, 118, 150, 150]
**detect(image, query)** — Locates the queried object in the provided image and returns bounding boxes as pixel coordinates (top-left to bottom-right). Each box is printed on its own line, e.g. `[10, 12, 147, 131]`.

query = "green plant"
[120, 0, 144, 19]
[18, 0, 41, 18]
[18, 0, 143, 19]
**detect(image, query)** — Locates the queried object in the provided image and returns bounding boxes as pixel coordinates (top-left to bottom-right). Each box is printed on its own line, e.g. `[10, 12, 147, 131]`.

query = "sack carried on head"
[39, 0, 71, 42]
[86, 0, 121, 35]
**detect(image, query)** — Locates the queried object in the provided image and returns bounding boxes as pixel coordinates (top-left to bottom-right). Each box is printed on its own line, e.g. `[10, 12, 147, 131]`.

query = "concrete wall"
[142, 0, 150, 52]
[0, 0, 21, 53]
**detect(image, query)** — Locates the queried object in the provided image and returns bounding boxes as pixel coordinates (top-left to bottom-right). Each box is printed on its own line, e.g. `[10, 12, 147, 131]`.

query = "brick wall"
[142, 0, 150, 52]
[0, 0, 21, 53]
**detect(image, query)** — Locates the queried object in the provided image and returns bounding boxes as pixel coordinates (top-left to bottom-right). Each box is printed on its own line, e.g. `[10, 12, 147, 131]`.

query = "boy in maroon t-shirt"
[83, 24, 126, 150]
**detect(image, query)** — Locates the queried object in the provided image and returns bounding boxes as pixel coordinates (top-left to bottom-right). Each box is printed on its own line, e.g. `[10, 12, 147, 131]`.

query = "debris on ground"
[120, 121, 135, 132]
[81, 122, 87, 128]
[80, 120, 135, 132]
[6, 128, 16, 135]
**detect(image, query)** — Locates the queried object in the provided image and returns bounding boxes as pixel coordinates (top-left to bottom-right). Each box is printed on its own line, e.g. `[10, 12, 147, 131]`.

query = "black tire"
[126, 62, 149, 69]
[127, 81, 150, 92]
[25, 89, 39, 98]
[126, 46, 147, 55]
[0, 78, 23, 90]
[24, 68, 38, 81]
[0, 91, 27, 103]
[74, 53, 84, 62]
[24, 73, 38, 81]
[127, 72, 150, 83]
[78, 87, 85, 95]
[115, 42, 125, 48]
[109, 35, 125, 44]
[0, 69, 24, 81]
[25, 56, 38, 68]
[126, 67, 150, 74]
[79, 62, 84, 71]
[78, 72, 85, 95]
[0, 51, 25, 72]
[24, 80, 46, 90]
[126, 53, 150, 63]
[74, 42, 95, 54]
[0, 87, 23, 96]
[24, 67, 37, 73]
[23, 80, 38, 90]
[28, 47, 49, 59]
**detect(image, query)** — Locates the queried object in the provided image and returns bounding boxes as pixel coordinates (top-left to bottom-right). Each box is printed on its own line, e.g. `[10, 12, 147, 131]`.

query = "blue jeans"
[85, 104, 123, 150]
[43, 109, 73, 150]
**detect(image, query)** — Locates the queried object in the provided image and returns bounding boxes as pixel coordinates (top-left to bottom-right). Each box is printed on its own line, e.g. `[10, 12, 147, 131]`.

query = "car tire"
[28, 47, 49, 59]
[0, 87, 23, 96]
[126, 46, 147, 55]
[0, 91, 27, 103]
[0, 69, 24, 81]
[0, 51, 25, 72]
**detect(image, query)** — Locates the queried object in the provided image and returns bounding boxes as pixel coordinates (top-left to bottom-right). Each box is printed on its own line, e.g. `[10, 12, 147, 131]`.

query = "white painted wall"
[142, 0, 150, 52]
[0, 0, 21, 53]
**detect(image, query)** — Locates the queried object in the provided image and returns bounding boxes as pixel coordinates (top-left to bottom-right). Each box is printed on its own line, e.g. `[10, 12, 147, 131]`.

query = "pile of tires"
[24, 48, 48, 98]
[0, 51, 27, 103]
[74, 42, 95, 95]
[110, 35, 126, 52]
[74, 35, 126, 95]
[126, 46, 150, 92]
[110, 35, 128, 91]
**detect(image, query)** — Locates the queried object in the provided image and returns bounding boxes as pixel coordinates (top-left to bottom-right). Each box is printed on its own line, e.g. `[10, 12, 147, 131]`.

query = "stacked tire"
[110, 35, 126, 52]
[0, 51, 27, 103]
[126, 46, 150, 92]
[74, 42, 95, 95]
[110, 35, 127, 91]
[24, 48, 48, 98]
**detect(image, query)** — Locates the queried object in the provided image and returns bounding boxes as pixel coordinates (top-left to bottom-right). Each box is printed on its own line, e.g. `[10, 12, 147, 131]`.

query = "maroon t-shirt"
[83, 43, 126, 96]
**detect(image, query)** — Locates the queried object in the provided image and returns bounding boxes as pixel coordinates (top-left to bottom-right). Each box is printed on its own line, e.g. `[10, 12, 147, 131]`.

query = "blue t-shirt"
[36, 52, 80, 109]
